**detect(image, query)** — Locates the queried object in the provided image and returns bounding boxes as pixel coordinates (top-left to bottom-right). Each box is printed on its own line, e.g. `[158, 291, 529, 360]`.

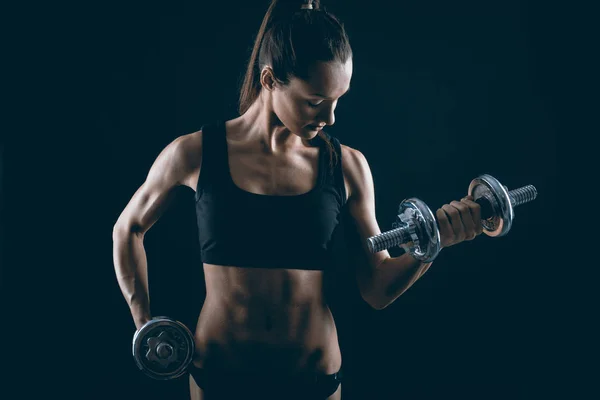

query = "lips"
[308, 125, 323, 131]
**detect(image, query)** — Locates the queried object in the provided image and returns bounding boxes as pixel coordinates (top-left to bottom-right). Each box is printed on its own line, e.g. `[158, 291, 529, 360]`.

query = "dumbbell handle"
[477, 184, 537, 219]
[367, 225, 412, 254]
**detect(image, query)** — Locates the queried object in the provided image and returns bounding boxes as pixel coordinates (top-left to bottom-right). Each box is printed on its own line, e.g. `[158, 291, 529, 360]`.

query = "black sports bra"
[194, 121, 347, 270]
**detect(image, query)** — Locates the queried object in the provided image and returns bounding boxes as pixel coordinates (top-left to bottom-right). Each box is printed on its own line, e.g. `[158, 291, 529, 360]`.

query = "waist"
[192, 295, 341, 374]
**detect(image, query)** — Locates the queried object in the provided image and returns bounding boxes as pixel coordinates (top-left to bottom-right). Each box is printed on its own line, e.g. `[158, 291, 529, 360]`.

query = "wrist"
[130, 305, 151, 330]
[134, 315, 151, 331]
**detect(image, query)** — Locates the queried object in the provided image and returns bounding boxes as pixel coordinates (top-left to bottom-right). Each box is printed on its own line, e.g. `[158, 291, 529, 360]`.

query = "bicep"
[345, 149, 390, 273]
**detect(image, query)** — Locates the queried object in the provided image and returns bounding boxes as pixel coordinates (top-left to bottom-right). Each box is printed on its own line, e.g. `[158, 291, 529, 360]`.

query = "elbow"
[358, 272, 390, 311]
[370, 299, 389, 311]
[112, 223, 143, 241]
[112, 224, 127, 241]
[360, 289, 389, 311]
[357, 275, 388, 311]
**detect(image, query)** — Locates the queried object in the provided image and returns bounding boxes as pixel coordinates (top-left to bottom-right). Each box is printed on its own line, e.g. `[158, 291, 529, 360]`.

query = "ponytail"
[238, 0, 351, 173]
[239, 1, 325, 114]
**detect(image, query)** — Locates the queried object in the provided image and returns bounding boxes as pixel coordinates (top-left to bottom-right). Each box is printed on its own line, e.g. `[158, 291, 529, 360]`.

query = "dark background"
[4, 0, 581, 398]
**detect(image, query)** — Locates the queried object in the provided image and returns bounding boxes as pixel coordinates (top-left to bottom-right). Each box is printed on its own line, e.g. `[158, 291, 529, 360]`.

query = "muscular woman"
[112, 1, 483, 398]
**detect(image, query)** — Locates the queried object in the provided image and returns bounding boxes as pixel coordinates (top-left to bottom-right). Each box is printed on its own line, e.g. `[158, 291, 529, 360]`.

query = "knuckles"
[437, 197, 486, 246]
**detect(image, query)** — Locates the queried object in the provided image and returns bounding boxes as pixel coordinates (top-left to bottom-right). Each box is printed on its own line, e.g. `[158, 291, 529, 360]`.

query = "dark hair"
[239, 0, 353, 172]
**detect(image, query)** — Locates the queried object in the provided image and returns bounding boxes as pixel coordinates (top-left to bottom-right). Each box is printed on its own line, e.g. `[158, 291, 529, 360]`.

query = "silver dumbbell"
[366, 174, 538, 262]
[132, 316, 195, 380]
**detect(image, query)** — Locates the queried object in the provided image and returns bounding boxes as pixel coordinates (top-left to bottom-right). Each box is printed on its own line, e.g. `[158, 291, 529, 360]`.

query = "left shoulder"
[340, 143, 372, 201]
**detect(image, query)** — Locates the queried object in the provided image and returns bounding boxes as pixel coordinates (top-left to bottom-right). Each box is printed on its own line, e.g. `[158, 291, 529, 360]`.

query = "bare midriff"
[190, 264, 342, 376]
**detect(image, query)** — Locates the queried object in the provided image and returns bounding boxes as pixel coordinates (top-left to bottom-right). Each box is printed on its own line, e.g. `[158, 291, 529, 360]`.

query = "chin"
[300, 127, 321, 140]
[290, 124, 313, 135]
[305, 124, 324, 133]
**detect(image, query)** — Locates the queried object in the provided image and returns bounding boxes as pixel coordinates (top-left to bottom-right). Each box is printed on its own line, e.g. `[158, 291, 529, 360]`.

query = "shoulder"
[155, 129, 204, 189]
[339, 143, 372, 201]
[320, 131, 365, 170]
[178, 129, 203, 162]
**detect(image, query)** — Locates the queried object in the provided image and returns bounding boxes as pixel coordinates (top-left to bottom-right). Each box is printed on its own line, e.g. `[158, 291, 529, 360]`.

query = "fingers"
[436, 208, 453, 248]
[450, 201, 476, 241]
[436, 195, 483, 248]
[441, 204, 466, 242]
[461, 196, 484, 235]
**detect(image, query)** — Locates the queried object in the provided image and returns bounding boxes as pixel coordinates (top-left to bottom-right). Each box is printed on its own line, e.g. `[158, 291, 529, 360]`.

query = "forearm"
[368, 253, 433, 309]
[112, 229, 151, 329]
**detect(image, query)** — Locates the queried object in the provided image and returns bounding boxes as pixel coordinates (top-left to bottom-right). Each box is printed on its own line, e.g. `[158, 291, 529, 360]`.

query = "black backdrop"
[4, 0, 576, 398]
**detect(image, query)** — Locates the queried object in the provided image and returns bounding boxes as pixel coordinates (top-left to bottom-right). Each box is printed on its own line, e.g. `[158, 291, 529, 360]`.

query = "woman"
[112, 0, 483, 399]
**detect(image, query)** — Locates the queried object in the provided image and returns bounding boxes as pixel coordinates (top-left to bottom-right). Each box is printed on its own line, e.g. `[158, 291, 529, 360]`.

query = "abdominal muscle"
[190, 263, 342, 376]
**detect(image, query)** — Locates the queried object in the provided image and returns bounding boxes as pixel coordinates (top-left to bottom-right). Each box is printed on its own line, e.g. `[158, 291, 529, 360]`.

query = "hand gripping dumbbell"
[366, 174, 538, 262]
[132, 317, 195, 380]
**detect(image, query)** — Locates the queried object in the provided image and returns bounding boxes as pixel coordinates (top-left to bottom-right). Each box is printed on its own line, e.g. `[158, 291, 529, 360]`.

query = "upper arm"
[342, 146, 390, 291]
[112, 131, 203, 236]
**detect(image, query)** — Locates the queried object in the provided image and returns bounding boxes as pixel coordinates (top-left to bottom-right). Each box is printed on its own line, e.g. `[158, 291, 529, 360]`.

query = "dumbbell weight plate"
[132, 317, 195, 380]
[396, 198, 441, 262]
[468, 174, 514, 237]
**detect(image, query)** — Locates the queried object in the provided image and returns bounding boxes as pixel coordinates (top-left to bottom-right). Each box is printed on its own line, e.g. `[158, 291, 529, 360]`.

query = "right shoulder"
[152, 129, 204, 190]
[176, 129, 204, 190]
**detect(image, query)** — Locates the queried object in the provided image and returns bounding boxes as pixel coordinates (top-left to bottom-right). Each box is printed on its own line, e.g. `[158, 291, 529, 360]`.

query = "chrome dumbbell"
[366, 174, 538, 262]
[132, 316, 195, 380]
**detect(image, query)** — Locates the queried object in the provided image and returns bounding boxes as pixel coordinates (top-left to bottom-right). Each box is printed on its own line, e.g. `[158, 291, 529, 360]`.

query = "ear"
[260, 66, 277, 91]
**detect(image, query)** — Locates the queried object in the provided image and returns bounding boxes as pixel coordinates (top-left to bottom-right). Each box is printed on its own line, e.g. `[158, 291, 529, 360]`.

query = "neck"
[236, 92, 308, 155]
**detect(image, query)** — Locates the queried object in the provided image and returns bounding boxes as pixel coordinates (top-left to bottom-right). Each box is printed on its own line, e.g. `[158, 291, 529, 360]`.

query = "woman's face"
[271, 60, 352, 139]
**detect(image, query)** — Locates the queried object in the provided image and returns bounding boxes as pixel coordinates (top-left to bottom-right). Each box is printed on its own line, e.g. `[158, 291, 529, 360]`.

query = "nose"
[318, 103, 336, 126]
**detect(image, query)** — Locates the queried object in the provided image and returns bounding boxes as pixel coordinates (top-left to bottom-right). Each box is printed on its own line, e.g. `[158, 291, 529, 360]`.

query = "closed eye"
[311, 86, 351, 101]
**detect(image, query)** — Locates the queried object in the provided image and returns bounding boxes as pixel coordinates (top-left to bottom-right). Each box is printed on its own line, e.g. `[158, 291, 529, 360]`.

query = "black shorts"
[189, 365, 343, 399]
